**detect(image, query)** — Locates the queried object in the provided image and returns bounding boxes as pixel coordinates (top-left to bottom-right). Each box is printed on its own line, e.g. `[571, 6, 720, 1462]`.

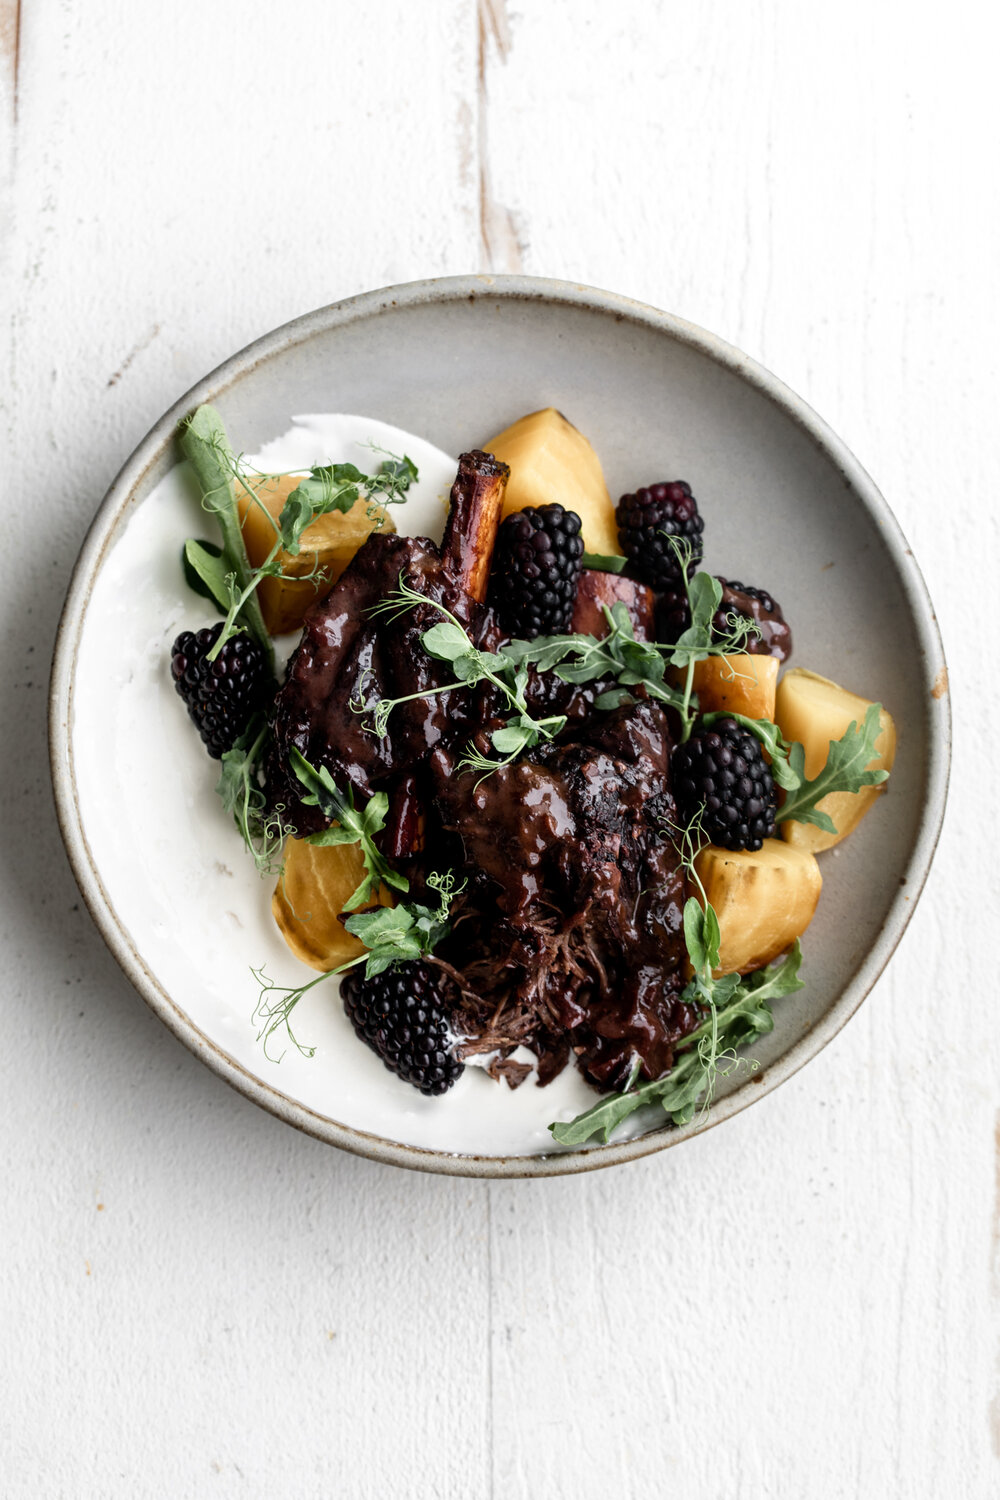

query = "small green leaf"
[182, 539, 231, 609]
[307, 823, 362, 848]
[276, 489, 322, 554]
[702, 902, 722, 973]
[689, 570, 722, 631]
[491, 724, 532, 755]
[549, 1089, 649, 1146]
[776, 704, 890, 832]
[700, 712, 803, 793]
[743, 939, 804, 1004]
[344, 905, 416, 948]
[375, 454, 418, 492]
[683, 897, 709, 973]
[581, 552, 628, 574]
[594, 689, 634, 710]
[421, 622, 476, 662]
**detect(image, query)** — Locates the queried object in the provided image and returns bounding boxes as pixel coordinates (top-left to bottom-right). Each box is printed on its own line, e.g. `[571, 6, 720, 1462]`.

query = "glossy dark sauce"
[266, 519, 699, 1089]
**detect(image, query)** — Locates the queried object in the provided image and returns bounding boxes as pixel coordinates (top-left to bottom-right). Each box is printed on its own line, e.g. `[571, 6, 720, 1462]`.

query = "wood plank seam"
[477, 0, 523, 273]
[0, 0, 21, 126]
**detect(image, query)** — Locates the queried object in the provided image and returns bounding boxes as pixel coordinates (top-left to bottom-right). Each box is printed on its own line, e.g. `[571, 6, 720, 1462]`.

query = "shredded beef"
[268, 521, 695, 1090]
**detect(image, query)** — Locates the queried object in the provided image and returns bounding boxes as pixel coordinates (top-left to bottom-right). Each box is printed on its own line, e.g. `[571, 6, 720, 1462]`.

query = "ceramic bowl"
[49, 275, 950, 1176]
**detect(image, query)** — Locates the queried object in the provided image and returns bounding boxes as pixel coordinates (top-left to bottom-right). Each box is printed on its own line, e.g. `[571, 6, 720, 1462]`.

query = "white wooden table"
[1, 2, 991, 1494]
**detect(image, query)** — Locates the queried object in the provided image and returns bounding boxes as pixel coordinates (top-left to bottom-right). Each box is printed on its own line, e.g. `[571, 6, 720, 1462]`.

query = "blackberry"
[656, 576, 787, 653]
[655, 584, 692, 645]
[170, 623, 271, 759]
[723, 580, 778, 616]
[672, 718, 777, 852]
[616, 481, 704, 591]
[341, 961, 463, 1096]
[488, 504, 584, 639]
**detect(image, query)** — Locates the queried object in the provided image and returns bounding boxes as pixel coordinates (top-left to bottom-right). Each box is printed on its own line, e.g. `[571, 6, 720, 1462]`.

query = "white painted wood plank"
[0, 2, 493, 1497]
[483, 1, 997, 1494]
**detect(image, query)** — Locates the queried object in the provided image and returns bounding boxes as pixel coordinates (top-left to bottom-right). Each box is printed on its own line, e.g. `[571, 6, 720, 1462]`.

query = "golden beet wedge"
[273, 837, 394, 974]
[775, 668, 897, 853]
[688, 653, 779, 722]
[236, 472, 395, 636]
[694, 839, 822, 976]
[482, 407, 620, 557]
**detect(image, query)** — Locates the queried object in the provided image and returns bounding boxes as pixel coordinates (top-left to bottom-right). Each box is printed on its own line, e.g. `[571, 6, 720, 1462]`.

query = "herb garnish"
[366, 580, 568, 776]
[251, 870, 463, 1060]
[701, 704, 890, 834]
[549, 944, 803, 1145]
[342, 871, 464, 977]
[180, 404, 417, 662]
[505, 601, 688, 713]
[180, 405, 273, 665]
[216, 717, 290, 874]
[290, 749, 410, 909]
[773, 703, 889, 832]
[365, 542, 762, 773]
[581, 551, 627, 573]
[659, 542, 761, 739]
[548, 809, 804, 1145]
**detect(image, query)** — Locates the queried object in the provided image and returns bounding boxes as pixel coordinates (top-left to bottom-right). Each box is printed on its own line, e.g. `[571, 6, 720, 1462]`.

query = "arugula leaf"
[776, 703, 889, 833]
[549, 944, 802, 1145]
[700, 711, 803, 792]
[581, 551, 627, 573]
[291, 750, 409, 908]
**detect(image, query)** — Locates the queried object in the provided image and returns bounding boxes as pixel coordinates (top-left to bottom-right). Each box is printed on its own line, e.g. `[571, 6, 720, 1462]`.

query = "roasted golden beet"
[272, 836, 393, 974]
[483, 407, 620, 557]
[236, 473, 395, 636]
[687, 652, 779, 722]
[775, 668, 897, 853]
[694, 839, 822, 976]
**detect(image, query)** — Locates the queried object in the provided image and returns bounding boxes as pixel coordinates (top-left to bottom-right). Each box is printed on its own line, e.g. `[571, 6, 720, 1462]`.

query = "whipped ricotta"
[72, 414, 638, 1156]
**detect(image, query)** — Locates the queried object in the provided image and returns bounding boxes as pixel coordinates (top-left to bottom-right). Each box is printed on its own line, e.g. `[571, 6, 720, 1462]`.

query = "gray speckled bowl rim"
[49, 274, 951, 1178]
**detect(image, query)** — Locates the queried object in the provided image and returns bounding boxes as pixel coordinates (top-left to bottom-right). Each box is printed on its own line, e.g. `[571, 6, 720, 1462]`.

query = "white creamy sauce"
[72, 414, 635, 1157]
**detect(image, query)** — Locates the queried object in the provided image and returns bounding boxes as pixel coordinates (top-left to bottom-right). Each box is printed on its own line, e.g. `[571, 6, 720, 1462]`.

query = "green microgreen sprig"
[548, 949, 802, 1146]
[251, 870, 463, 1061]
[215, 717, 291, 875]
[365, 579, 568, 776]
[290, 749, 410, 910]
[179, 403, 418, 662]
[547, 806, 804, 1146]
[659, 539, 761, 739]
[364, 540, 765, 777]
